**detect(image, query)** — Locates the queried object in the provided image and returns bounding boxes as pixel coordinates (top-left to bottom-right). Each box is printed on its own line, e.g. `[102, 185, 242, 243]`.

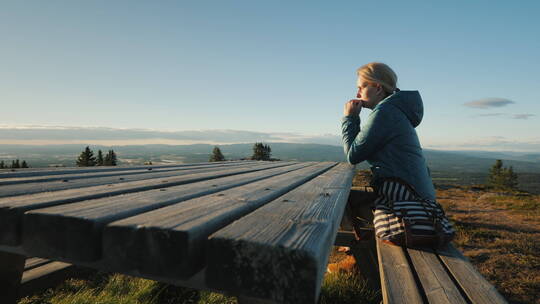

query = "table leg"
[0, 251, 26, 304]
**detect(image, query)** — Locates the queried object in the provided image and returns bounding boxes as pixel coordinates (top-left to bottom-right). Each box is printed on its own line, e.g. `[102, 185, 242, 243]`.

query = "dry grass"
[438, 186, 540, 304]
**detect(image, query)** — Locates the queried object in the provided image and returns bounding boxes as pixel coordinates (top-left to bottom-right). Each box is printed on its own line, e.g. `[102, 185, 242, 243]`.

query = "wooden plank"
[101, 162, 337, 280]
[0, 250, 26, 304]
[20, 261, 76, 297]
[0, 160, 253, 179]
[24, 257, 50, 271]
[205, 163, 355, 304]
[0, 161, 295, 245]
[407, 247, 466, 304]
[21, 163, 316, 262]
[376, 240, 423, 304]
[436, 243, 507, 304]
[0, 161, 259, 196]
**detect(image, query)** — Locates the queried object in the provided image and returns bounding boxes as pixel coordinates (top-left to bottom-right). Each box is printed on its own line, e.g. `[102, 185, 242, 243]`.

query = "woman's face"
[356, 76, 383, 109]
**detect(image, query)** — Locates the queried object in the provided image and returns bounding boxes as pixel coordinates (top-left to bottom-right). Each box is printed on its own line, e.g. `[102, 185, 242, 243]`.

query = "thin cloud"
[463, 98, 515, 109]
[476, 113, 505, 117]
[0, 126, 341, 146]
[512, 114, 535, 120]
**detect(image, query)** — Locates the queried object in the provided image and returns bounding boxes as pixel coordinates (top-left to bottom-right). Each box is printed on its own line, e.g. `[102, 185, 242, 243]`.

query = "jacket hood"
[377, 90, 424, 127]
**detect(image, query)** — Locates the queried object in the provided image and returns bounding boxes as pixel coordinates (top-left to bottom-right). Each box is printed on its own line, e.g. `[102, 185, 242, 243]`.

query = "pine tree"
[104, 150, 118, 166]
[0, 161, 4, 169]
[251, 143, 272, 160]
[76, 146, 97, 167]
[21, 160, 29, 168]
[97, 150, 104, 166]
[487, 159, 518, 191]
[209, 146, 225, 162]
[12, 159, 20, 168]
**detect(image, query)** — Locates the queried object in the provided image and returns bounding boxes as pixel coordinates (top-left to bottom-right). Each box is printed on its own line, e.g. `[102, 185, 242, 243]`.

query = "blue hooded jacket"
[341, 90, 436, 201]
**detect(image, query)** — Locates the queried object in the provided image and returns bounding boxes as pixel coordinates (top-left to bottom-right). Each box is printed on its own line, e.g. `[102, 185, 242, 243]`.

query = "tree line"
[209, 142, 276, 162]
[77, 146, 118, 167]
[0, 159, 29, 169]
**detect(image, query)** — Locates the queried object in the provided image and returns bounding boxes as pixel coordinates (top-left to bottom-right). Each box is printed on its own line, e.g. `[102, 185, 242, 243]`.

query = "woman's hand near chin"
[344, 99, 363, 116]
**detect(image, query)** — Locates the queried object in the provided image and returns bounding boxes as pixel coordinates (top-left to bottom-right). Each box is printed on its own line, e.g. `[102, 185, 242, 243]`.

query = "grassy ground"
[437, 186, 540, 304]
[18, 264, 380, 304]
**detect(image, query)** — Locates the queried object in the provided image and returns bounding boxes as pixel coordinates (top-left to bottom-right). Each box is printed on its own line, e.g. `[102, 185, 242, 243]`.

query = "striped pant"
[372, 179, 454, 246]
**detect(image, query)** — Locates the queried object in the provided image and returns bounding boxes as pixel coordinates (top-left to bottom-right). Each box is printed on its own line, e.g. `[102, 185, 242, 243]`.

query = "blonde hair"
[357, 62, 398, 96]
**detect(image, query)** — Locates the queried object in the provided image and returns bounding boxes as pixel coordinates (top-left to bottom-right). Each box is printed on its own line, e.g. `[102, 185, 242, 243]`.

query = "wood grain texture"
[407, 247, 466, 304]
[437, 243, 507, 304]
[21, 163, 312, 262]
[0, 161, 253, 179]
[376, 240, 423, 304]
[102, 162, 337, 280]
[205, 163, 355, 304]
[0, 161, 295, 245]
[0, 161, 264, 197]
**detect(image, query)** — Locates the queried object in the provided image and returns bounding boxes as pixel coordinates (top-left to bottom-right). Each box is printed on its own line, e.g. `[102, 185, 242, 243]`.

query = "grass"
[437, 185, 540, 304]
[18, 260, 380, 304]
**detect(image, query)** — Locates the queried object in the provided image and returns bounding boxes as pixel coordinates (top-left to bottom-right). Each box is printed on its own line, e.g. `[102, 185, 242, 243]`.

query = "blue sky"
[1, 1, 539, 151]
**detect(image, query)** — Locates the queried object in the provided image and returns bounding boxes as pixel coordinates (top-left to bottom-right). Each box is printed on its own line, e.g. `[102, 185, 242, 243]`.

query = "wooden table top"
[0, 160, 355, 303]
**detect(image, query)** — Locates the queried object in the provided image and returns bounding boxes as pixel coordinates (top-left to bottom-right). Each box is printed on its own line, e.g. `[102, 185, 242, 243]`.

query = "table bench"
[0, 160, 355, 304]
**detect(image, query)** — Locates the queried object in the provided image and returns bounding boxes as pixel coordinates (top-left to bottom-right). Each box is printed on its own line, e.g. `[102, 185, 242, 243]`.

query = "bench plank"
[377, 240, 423, 304]
[24, 258, 50, 271]
[407, 247, 466, 304]
[205, 163, 354, 304]
[0, 161, 264, 198]
[102, 162, 337, 280]
[20, 261, 76, 297]
[21, 163, 313, 262]
[436, 244, 507, 304]
[1, 161, 295, 245]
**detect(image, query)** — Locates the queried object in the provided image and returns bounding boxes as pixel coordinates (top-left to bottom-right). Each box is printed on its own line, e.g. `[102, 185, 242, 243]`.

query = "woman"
[342, 62, 453, 246]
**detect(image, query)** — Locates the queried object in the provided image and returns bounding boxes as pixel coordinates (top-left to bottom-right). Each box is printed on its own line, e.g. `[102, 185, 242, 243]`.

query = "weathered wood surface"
[436, 244, 507, 304]
[205, 163, 355, 304]
[0, 161, 295, 245]
[102, 162, 337, 279]
[407, 247, 466, 304]
[21, 162, 313, 261]
[0, 161, 265, 198]
[0, 161, 253, 179]
[0, 160, 364, 304]
[376, 240, 423, 304]
[24, 257, 50, 271]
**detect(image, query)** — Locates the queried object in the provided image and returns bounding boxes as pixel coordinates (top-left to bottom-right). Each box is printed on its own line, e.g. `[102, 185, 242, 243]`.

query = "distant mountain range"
[1, 143, 539, 173]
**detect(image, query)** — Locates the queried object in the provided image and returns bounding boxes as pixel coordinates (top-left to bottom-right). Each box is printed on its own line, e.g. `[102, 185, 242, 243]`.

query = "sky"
[1, 1, 539, 151]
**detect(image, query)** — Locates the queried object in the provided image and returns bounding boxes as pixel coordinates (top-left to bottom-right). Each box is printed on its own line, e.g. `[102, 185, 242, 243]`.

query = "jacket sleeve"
[341, 108, 394, 164]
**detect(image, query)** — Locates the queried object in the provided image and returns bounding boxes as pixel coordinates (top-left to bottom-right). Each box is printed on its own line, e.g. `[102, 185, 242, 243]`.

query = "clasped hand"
[344, 99, 362, 116]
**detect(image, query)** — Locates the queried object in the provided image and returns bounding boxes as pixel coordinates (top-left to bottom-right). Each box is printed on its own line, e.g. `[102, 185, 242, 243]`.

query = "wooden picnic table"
[0, 160, 355, 304]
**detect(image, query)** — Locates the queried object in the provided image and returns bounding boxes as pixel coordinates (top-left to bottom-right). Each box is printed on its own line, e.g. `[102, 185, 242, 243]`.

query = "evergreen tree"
[251, 143, 272, 160]
[487, 159, 518, 191]
[104, 150, 118, 166]
[12, 159, 20, 168]
[97, 150, 104, 166]
[76, 146, 97, 167]
[0, 161, 4, 169]
[21, 160, 29, 168]
[209, 146, 226, 162]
